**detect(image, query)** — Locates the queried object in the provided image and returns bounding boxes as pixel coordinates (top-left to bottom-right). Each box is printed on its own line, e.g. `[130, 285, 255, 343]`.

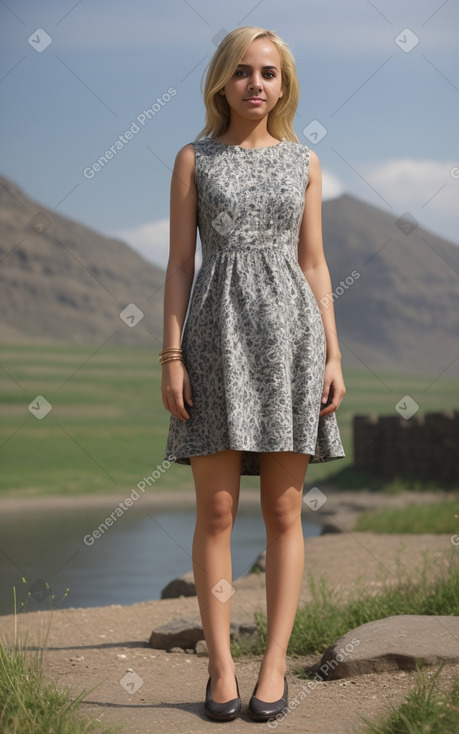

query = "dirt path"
[1, 520, 458, 733]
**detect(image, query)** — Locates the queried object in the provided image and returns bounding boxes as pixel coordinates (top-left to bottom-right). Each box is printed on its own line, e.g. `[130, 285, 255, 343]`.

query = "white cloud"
[322, 169, 344, 200]
[112, 218, 203, 270]
[366, 158, 458, 215]
[113, 219, 170, 268]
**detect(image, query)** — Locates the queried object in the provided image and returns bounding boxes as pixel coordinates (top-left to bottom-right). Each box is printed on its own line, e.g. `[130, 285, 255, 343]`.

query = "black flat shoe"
[204, 674, 242, 721]
[247, 674, 288, 721]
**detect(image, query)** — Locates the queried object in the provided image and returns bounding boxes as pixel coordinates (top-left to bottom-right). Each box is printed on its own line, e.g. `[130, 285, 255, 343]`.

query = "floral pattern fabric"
[163, 136, 345, 475]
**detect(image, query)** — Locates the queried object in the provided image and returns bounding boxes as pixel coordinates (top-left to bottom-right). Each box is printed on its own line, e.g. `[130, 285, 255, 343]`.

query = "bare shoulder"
[307, 148, 322, 181]
[307, 148, 321, 168]
[175, 142, 195, 164]
[172, 143, 196, 183]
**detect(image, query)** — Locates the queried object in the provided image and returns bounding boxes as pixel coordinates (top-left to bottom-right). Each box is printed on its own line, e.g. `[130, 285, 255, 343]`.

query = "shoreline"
[0, 486, 455, 519]
[0, 488, 258, 514]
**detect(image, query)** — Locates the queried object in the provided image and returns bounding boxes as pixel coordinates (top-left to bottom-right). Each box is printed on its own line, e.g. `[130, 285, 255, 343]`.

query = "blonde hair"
[195, 27, 300, 143]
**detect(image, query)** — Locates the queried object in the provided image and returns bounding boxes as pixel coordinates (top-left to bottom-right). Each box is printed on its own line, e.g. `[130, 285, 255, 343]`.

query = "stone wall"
[353, 410, 459, 482]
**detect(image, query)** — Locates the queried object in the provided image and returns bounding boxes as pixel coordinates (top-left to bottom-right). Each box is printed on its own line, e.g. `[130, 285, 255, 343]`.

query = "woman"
[160, 26, 346, 722]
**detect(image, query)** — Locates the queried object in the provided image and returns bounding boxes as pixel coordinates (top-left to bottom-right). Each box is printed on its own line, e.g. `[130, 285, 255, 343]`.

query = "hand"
[319, 357, 346, 417]
[161, 360, 193, 421]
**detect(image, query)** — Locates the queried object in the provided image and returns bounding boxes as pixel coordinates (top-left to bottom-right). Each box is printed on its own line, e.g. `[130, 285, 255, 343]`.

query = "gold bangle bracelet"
[159, 355, 184, 365]
[159, 347, 182, 356]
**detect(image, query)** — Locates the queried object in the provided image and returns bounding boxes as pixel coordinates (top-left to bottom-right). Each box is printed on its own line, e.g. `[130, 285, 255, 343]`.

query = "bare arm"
[297, 149, 346, 415]
[163, 143, 197, 348]
[161, 143, 197, 421]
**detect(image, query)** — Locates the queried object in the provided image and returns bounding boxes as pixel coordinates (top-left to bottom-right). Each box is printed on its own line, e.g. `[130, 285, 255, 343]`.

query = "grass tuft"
[0, 581, 121, 734]
[360, 661, 459, 734]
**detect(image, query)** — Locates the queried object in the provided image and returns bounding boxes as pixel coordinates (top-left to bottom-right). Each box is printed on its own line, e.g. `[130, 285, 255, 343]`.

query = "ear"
[219, 89, 226, 96]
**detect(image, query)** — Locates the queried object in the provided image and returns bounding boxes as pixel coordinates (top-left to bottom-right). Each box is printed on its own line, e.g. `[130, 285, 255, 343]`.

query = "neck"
[220, 117, 273, 147]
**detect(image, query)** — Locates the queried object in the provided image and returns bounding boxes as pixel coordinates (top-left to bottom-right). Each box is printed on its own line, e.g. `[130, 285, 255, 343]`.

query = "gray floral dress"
[163, 136, 345, 475]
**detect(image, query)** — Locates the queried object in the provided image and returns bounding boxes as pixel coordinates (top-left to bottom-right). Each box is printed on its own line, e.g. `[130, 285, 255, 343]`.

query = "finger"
[321, 384, 330, 404]
[183, 381, 193, 408]
[178, 405, 190, 421]
[319, 398, 339, 416]
[172, 393, 190, 421]
[164, 393, 182, 421]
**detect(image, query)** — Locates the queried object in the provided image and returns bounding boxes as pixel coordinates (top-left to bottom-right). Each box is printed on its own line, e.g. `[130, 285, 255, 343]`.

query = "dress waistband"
[201, 240, 296, 259]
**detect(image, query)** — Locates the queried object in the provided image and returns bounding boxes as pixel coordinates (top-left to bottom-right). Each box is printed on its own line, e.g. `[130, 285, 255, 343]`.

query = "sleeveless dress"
[163, 136, 346, 476]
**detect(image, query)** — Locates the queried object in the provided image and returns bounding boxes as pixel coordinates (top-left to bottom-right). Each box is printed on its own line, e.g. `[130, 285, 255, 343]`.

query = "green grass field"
[355, 501, 459, 534]
[1, 343, 457, 497]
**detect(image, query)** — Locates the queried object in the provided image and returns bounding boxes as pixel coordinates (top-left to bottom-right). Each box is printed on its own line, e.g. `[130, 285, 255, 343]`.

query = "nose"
[248, 73, 262, 91]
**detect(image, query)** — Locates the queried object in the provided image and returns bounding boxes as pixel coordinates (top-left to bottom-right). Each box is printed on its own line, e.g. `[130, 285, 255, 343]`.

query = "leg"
[256, 451, 310, 701]
[190, 449, 242, 703]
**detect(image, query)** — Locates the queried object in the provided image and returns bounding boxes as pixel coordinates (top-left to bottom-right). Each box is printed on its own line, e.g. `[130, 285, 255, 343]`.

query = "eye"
[234, 69, 276, 78]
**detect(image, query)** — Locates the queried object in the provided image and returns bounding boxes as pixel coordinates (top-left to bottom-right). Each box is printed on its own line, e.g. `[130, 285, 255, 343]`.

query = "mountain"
[323, 194, 459, 376]
[0, 175, 165, 349]
[0, 175, 458, 375]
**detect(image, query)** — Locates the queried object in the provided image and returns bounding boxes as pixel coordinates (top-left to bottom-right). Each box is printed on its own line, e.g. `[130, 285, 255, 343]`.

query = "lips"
[244, 98, 264, 104]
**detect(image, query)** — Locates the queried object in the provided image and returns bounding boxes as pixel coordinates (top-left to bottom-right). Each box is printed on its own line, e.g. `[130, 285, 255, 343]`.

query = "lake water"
[0, 503, 322, 616]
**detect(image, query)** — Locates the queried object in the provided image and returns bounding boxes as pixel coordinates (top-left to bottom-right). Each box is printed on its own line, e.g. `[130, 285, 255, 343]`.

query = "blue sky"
[1, 0, 458, 270]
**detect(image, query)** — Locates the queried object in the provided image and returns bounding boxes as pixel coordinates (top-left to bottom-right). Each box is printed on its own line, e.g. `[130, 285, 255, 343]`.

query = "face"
[219, 37, 283, 120]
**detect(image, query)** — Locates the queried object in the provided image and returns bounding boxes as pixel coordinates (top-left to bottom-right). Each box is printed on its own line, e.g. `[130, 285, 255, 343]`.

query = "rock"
[230, 618, 258, 639]
[250, 550, 266, 573]
[160, 556, 267, 593]
[149, 616, 258, 651]
[320, 518, 346, 534]
[149, 617, 203, 650]
[195, 640, 208, 656]
[160, 570, 196, 599]
[308, 615, 459, 680]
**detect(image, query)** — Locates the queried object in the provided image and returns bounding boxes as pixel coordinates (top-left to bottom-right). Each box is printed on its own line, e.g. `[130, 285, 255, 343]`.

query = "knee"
[262, 501, 300, 535]
[196, 497, 235, 535]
